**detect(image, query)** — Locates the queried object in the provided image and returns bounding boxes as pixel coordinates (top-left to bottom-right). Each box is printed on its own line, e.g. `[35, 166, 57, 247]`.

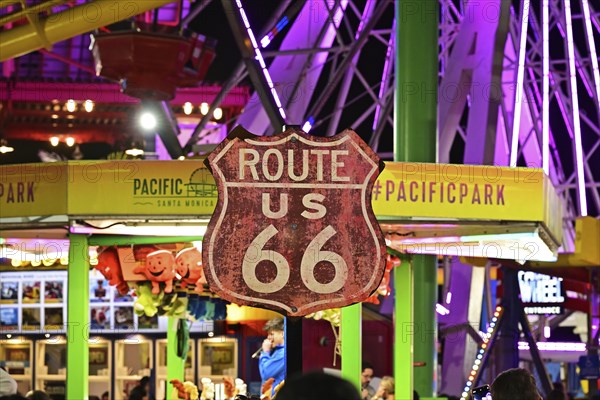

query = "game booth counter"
[0, 143, 566, 400]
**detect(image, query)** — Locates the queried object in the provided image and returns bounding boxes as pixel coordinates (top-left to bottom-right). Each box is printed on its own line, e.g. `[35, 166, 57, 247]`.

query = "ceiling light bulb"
[125, 147, 145, 157]
[50, 137, 60, 146]
[66, 99, 76, 113]
[213, 107, 223, 120]
[84, 100, 94, 112]
[200, 102, 209, 115]
[0, 143, 14, 154]
[65, 137, 75, 147]
[183, 102, 193, 115]
[140, 112, 157, 130]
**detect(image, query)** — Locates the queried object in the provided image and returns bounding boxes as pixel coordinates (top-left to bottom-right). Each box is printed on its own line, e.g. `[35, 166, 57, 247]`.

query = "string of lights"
[461, 306, 504, 399]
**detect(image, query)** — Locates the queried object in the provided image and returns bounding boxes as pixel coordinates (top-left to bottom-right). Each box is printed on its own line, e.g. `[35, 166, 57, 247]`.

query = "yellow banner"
[1, 161, 558, 229]
[372, 163, 547, 221]
[67, 161, 217, 216]
[0, 163, 68, 218]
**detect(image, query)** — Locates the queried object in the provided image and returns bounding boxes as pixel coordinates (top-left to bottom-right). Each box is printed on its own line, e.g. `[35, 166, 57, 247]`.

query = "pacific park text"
[373, 180, 506, 205]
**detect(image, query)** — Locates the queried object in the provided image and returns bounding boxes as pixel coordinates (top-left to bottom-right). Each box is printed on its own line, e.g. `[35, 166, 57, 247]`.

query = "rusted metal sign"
[202, 126, 386, 316]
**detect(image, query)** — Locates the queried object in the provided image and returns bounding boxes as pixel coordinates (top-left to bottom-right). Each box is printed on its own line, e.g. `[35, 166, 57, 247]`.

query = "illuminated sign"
[518, 271, 565, 315]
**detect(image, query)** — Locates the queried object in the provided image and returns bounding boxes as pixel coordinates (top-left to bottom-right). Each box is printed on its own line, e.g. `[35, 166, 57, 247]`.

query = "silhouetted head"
[491, 368, 541, 400]
[276, 372, 360, 400]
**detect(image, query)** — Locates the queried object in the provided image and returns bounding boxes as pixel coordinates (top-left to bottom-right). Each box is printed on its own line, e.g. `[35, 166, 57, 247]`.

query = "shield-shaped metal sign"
[202, 126, 387, 316]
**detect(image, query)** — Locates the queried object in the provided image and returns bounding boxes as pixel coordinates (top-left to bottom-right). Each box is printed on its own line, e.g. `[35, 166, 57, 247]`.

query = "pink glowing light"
[436, 303, 450, 316]
[542, 0, 550, 175]
[510, 0, 531, 168]
[581, 0, 600, 113]
[235, 0, 287, 120]
[564, 0, 588, 216]
[446, 292, 452, 305]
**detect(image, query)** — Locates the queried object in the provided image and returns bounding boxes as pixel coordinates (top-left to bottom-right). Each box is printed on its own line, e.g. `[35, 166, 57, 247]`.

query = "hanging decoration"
[364, 254, 399, 304]
[133, 250, 177, 294]
[94, 244, 227, 322]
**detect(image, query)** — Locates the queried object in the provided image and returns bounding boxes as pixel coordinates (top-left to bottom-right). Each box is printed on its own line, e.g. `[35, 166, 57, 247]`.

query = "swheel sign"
[202, 127, 387, 316]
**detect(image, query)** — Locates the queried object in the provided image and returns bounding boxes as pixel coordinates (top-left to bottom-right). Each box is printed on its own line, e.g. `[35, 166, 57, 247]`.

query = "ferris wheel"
[200, 0, 600, 248]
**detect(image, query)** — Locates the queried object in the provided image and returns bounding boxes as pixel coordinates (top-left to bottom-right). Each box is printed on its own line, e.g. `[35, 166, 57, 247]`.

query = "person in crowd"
[259, 318, 286, 395]
[128, 389, 148, 400]
[101, 392, 110, 400]
[24, 391, 49, 400]
[129, 376, 151, 400]
[276, 371, 361, 400]
[0, 396, 28, 400]
[361, 362, 375, 400]
[546, 389, 566, 400]
[490, 368, 542, 400]
[371, 376, 394, 400]
[0, 368, 18, 397]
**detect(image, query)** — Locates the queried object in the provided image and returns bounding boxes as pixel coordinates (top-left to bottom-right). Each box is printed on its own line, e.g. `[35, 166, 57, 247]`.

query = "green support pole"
[167, 317, 184, 400]
[396, 1, 438, 399]
[66, 234, 90, 400]
[341, 303, 362, 392]
[394, 261, 414, 400]
[413, 255, 438, 398]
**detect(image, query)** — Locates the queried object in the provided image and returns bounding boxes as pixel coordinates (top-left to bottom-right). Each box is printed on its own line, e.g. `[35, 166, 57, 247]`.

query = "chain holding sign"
[202, 127, 387, 316]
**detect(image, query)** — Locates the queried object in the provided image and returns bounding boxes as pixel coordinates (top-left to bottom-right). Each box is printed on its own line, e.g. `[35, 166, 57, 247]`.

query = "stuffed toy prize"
[175, 247, 206, 293]
[170, 379, 199, 400]
[200, 378, 215, 400]
[133, 250, 176, 294]
[95, 247, 130, 295]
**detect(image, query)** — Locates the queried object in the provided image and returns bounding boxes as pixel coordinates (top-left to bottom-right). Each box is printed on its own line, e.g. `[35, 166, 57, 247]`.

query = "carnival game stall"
[0, 133, 565, 400]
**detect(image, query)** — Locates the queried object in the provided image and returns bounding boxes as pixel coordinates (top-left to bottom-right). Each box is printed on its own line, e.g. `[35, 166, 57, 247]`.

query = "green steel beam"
[88, 235, 203, 246]
[341, 303, 362, 392]
[394, 260, 414, 400]
[66, 234, 89, 400]
[395, 1, 439, 398]
[413, 255, 438, 396]
[167, 317, 185, 399]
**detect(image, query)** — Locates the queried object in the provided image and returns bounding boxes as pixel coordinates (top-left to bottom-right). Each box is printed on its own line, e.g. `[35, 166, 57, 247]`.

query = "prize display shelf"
[114, 339, 153, 400]
[0, 339, 33, 395]
[155, 339, 195, 400]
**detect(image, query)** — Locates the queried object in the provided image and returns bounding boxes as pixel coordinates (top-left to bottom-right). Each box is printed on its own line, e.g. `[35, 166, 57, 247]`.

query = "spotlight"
[140, 112, 157, 130]
[65, 137, 75, 147]
[200, 102, 209, 115]
[66, 99, 77, 113]
[208, 332, 214, 337]
[0, 140, 14, 154]
[50, 137, 60, 146]
[84, 100, 94, 112]
[213, 107, 223, 120]
[178, 156, 185, 160]
[183, 102, 193, 115]
[6, 334, 11, 339]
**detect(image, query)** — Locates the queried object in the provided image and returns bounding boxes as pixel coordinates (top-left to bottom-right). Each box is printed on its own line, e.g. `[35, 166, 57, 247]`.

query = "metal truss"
[209, 0, 599, 226]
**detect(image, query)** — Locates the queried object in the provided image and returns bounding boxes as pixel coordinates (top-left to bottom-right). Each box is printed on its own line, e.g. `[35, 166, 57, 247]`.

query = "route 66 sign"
[202, 126, 386, 316]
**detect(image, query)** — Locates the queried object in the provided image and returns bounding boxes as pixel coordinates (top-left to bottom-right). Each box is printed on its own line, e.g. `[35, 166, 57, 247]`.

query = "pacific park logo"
[0, 181, 35, 205]
[132, 168, 217, 208]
